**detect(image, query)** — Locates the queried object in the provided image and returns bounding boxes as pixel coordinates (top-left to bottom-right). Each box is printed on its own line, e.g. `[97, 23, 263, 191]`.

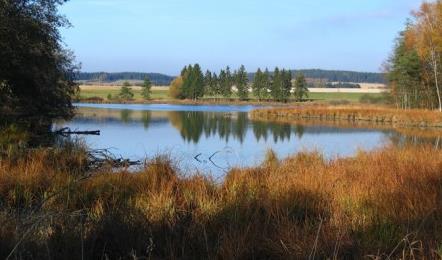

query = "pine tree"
[141, 77, 152, 100]
[294, 73, 309, 101]
[204, 70, 213, 96]
[235, 65, 248, 100]
[263, 68, 271, 100]
[221, 66, 232, 98]
[253, 68, 263, 100]
[281, 70, 292, 103]
[271, 67, 282, 101]
[192, 64, 204, 99]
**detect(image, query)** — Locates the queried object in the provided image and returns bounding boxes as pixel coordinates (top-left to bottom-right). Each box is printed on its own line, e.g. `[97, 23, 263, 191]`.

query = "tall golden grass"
[251, 105, 442, 128]
[1, 144, 442, 258]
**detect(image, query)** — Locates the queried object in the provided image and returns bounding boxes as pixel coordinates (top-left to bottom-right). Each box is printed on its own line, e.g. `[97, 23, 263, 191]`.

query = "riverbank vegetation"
[1, 143, 441, 259]
[252, 105, 442, 128]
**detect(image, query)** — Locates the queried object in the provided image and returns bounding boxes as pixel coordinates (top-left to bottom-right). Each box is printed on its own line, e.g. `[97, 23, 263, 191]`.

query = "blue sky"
[60, 0, 422, 75]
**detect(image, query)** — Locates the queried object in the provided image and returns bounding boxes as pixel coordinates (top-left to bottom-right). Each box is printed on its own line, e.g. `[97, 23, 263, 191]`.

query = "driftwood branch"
[87, 149, 141, 170]
[54, 127, 100, 136]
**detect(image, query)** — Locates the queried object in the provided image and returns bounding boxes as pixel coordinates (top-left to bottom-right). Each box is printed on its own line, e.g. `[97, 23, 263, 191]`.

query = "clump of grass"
[0, 144, 442, 258]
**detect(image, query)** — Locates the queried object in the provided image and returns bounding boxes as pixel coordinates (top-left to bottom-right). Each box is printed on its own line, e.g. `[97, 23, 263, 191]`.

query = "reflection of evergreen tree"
[270, 123, 292, 143]
[233, 113, 248, 144]
[168, 111, 204, 143]
[294, 124, 305, 139]
[141, 111, 151, 130]
[120, 109, 132, 123]
[252, 121, 269, 141]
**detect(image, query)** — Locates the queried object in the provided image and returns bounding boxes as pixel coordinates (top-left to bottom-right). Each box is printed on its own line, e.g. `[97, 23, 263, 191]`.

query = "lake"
[56, 103, 438, 177]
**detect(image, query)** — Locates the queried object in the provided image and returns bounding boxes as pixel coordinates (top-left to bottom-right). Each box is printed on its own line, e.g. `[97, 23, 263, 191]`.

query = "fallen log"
[54, 127, 100, 136]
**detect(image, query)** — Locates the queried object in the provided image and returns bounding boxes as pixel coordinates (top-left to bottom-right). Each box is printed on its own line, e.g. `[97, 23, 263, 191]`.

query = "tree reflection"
[120, 109, 133, 123]
[167, 111, 308, 144]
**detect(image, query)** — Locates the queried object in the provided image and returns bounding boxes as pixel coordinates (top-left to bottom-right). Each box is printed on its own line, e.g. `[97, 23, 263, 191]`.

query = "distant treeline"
[77, 69, 385, 86]
[290, 69, 385, 84]
[249, 69, 385, 84]
[76, 72, 174, 85]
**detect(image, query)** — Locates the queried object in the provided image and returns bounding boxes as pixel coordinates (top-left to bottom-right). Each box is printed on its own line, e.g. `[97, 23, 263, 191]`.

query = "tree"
[180, 64, 204, 100]
[204, 70, 213, 96]
[263, 68, 271, 100]
[294, 73, 309, 101]
[253, 68, 264, 100]
[220, 66, 233, 98]
[141, 77, 152, 100]
[271, 67, 282, 101]
[281, 69, 292, 103]
[118, 81, 134, 100]
[169, 76, 184, 99]
[412, 1, 442, 111]
[235, 65, 248, 100]
[0, 0, 78, 119]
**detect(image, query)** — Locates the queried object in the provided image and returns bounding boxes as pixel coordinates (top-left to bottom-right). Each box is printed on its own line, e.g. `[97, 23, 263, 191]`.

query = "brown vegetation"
[1, 143, 442, 258]
[251, 105, 442, 128]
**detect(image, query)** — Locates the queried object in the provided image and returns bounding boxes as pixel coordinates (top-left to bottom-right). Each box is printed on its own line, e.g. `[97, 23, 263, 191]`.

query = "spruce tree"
[141, 77, 152, 100]
[263, 68, 271, 100]
[204, 70, 213, 96]
[221, 66, 232, 98]
[235, 65, 248, 100]
[281, 70, 292, 103]
[253, 68, 263, 100]
[294, 73, 309, 101]
[192, 64, 204, 99]
[271, 67, 282, 101]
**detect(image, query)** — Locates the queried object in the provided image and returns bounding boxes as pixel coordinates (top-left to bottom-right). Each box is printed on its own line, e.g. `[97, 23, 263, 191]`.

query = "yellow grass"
[1, 143, 442, 258]
[251, 105, 442, 128]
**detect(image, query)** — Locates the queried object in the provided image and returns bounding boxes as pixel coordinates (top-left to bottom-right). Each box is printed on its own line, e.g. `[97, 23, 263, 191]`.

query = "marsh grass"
[1, 144, 442, 258]
[251, 105, 442, 128]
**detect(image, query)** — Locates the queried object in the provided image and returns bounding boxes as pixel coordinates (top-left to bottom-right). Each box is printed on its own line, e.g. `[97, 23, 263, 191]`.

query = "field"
[78, 85, 386, 103]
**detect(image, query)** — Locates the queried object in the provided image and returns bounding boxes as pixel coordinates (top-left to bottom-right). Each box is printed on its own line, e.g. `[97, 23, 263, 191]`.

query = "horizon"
[60, 0, 421, 75]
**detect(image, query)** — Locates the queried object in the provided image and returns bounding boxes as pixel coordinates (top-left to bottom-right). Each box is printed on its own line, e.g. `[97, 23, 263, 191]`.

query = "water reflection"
[58, 105, 442, 175]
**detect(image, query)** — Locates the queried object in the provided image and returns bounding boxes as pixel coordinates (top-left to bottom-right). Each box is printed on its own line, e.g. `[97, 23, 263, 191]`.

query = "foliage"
[387, 1, 442, 111]
[0, 0, 78, 119]
[294, 73, 309, 101]
[169, 76, 184, 99]
[141, 77, 152, 100]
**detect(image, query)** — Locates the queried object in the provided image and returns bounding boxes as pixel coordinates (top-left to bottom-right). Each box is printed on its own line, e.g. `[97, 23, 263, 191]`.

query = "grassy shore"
[251, 105, 442, 128]
[1, 143, 442, 258]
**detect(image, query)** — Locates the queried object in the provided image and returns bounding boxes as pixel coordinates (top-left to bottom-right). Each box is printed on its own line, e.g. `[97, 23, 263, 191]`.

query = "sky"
[60, 0, 422, 75]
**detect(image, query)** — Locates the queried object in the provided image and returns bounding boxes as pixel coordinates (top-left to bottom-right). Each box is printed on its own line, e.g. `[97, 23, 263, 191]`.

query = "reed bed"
[1, 145, 442, 259]
[251, 106, 442, 128]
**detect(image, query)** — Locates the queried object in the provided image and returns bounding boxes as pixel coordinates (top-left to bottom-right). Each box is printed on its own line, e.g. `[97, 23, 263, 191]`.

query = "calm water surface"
[57, 103, 431, 176]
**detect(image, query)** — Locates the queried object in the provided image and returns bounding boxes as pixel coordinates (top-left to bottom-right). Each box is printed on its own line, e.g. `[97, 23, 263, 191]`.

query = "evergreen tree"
[263, 68, 271, 100]
[271, 67, 282, 101]
[181, 65, 192, 99]
[211, 72, 219, 96]
[192, 64, 204, 99]
[204, 70, 213, 96]
[294, 73, 309, 101]
[235, 65, 248, 100]
[281, 70, 293, 103]
[141, 77, 152, 100]
[119, 81, 134, 100]
[220, 66, 232, 98]
[253, 68, 263, 100]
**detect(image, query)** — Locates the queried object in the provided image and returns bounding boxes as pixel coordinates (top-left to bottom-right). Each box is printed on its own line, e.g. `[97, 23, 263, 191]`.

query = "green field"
[79, 86, 386, 103]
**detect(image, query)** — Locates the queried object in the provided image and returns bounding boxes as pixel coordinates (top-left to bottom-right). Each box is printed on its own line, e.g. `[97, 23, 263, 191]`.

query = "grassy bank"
[1, 144, 442, 258]
[251, 105, 442, 128]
